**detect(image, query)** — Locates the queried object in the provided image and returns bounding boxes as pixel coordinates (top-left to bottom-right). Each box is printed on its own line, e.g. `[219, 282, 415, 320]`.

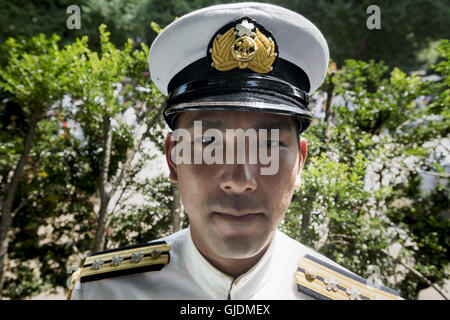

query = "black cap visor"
[164, 91, 312, 133]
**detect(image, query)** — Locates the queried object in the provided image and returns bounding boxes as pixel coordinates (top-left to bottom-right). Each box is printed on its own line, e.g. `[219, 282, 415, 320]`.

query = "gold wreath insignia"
[210, 26, 277, 74]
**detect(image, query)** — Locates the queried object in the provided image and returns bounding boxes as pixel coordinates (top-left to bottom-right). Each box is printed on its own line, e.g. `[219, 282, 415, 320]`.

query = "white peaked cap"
[149, 2, 329, 96]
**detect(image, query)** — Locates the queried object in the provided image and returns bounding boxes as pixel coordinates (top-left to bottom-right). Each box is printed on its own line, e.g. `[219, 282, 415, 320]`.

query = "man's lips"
[212, 211, 262, 222]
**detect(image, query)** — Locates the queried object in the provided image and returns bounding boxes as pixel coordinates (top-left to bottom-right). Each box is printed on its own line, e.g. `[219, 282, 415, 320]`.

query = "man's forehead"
[178, 110, 297, 131]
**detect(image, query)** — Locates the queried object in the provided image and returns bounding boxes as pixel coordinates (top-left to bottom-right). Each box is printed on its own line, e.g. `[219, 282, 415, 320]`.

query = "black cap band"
[164, 57, 312, 131]
[168, 56, 310, 95]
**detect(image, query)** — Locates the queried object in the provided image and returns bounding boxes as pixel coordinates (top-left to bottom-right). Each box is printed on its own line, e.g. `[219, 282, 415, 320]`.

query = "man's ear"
[294, 137, 307, 189]
[164, 133, 178, 183]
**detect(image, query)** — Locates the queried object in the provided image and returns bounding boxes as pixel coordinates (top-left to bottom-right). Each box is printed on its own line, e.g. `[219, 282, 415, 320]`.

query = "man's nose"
[219, 163, 258, 193]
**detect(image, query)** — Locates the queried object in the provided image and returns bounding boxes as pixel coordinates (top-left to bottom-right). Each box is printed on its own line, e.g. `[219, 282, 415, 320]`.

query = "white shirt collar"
[183, 227, 279, 299]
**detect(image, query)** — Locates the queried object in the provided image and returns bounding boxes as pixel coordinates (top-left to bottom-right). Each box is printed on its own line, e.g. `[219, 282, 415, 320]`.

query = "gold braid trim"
[66, 267, 84, 300]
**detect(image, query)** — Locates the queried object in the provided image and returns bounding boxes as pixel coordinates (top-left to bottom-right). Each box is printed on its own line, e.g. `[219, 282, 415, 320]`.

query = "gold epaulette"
[296, 254, 401, 300]
[67, 241, 171, 300]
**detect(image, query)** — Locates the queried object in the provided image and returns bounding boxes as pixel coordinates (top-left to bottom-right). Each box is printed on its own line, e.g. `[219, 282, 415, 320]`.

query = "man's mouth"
[212, 211, 262, 223]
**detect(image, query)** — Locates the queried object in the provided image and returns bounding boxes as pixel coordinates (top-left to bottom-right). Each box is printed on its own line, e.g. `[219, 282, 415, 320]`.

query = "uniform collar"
[183, 227, 279, 299]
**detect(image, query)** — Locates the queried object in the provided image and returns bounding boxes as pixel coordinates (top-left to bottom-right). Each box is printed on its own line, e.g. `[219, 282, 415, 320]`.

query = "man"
[69, 2, 400, 300]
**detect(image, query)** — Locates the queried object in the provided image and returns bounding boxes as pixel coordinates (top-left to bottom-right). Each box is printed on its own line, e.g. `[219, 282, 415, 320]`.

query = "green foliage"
[284, 40, 450, 299]
[0, 0, 88, 45]
[0, 2, 448, 300]
[2, 0, 448, 70]
[0, 33, 72, 111]
[109, 175, 175, 247]
[280, 0, 450, 71]
[0, 24, 167, 298]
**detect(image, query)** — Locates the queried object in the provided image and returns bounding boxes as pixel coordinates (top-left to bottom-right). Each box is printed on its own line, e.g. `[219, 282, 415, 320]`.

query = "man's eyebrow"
[184, 120, 294, 131]
[253, 121, 295, 131]
[185, 120, 226, 130]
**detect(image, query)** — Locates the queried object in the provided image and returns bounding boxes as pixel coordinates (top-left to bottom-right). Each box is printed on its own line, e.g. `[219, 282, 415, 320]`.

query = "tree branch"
[110, 101, 164, 198]
[398, 259, 449, 300]
[417, 170, 450, 179]
[104, 100, 165, 232]
[93, 114, 113, 251]
[105, 178, 132, 230]
[382, 249, 449, 300]
[0, 110, 39, 297]
[326, 240, 350, 246]
[11, 193, 33, 217]
[322, 64, 337, 147]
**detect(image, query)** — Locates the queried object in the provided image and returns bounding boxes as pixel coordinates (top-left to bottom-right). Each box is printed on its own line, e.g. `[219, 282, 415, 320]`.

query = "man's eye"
[195, 136, 216, 145]
[266, 140, 281, 147]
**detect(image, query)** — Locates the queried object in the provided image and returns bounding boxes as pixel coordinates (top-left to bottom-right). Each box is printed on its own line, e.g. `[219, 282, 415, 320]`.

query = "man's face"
[164, 110, 307, 260]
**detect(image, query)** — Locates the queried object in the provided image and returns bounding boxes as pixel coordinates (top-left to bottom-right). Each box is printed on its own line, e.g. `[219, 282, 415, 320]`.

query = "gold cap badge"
[209, 18, 278, 74]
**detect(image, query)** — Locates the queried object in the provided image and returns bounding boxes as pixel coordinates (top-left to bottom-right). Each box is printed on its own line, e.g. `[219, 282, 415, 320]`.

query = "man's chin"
[207, 232, 269, 260]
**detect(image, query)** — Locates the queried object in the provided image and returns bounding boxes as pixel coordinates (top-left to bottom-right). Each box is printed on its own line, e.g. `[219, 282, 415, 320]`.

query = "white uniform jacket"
[70, 228, 400, 300]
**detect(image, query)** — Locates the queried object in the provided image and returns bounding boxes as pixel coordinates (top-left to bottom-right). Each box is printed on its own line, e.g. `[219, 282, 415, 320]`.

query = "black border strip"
[297, 284, 331, 300]
[80, 263, 167, 283]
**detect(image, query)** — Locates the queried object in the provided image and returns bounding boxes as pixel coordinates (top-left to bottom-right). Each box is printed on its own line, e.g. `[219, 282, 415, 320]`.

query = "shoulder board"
[67, 241, 170, 300]
[296, 254, 401, 300]
[79, 240, 170, 283]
